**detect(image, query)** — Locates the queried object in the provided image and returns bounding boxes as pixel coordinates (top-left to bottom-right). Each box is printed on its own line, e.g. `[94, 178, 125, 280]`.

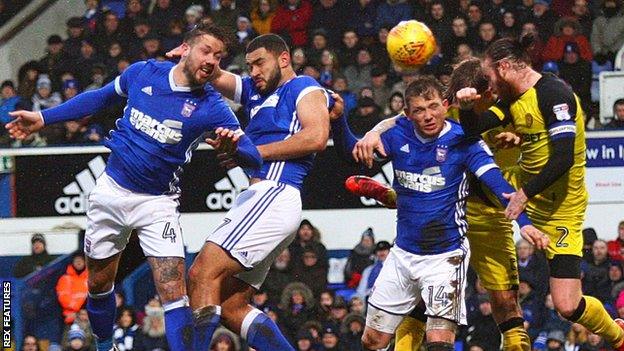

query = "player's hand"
[520, 225, 550, 250]
[503, 189, 528, 220]
[455, 88, 481, 110]
[5, 110, 45, 140]
[165, 45, 185, 58]
[206, 127, 240, 155]
[329, 93, 344, 121]
[494, 132, 521, 149]
[353, 131, 387, 169]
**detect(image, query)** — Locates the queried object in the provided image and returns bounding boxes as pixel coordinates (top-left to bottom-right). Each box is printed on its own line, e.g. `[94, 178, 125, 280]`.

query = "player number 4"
[162, 222, 176, 243]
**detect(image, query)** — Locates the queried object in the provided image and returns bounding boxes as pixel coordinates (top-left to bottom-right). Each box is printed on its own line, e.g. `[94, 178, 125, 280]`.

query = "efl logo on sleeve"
[553, 103, 571, 121]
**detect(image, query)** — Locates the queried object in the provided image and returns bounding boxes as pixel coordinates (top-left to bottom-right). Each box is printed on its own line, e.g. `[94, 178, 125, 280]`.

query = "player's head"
[245, 34, 292, 95]
[482, 35, 534, 100]
[404, 76, 449, 138]
[445, 58, 495, 113]
[179, 22, 229, 86]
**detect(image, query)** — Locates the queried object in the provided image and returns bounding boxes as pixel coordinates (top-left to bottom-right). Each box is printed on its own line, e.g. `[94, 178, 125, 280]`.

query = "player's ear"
[442, 99, 449, 108]
[180, 42, 191, 58]
[279, 51, 290, 69]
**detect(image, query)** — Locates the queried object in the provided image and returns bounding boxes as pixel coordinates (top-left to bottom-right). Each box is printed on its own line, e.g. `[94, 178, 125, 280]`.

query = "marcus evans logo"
[395, 166, 446, 193]
[55, 156, 106, 214]
[206, 167, 249, 210]
[129, 107, 183, 144]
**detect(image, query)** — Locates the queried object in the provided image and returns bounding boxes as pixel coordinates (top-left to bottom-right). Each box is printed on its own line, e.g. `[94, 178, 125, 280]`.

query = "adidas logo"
[55, 156, 106, 214]
[361, 161, 394, 206]
[206, 167, 249, 210]
[141, 86, 153, 95]
[400, 144, 410, 153]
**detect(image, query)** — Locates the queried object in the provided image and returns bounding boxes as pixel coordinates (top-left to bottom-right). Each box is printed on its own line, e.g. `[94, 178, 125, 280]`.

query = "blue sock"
[86, 288, 116, 351]
[243, 309, 294, 351]
[163, 296, 194, 351]
[193, 305, 221, 351]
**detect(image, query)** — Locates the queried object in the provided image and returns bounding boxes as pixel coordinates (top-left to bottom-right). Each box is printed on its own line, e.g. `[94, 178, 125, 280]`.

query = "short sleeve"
[291, 75, 329, 108]
[114, 61, 147, 97]
[236, 76, 255, 106]
[536, 76, 578, 140]
[379, 129, 395, 160]
[463, 138, 498, 178]
[204, 93, 242, 131]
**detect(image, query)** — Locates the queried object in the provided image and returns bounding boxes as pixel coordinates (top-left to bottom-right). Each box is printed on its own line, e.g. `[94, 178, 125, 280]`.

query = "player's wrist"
[38, 111, 46, 126]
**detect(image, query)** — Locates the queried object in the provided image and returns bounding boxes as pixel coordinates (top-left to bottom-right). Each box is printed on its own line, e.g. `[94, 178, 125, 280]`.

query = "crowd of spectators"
[2, 0, 624, 148]
[10, 220, 624, 350]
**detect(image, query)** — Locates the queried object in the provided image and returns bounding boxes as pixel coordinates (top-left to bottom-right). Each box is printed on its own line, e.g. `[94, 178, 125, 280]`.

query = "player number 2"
[162, 222, 176, 243]
[555, 227, 569, 248]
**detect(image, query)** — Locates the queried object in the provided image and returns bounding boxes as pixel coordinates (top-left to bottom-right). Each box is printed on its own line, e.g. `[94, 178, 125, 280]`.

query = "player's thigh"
[132, 194, 185, 259]
[84, 175, 132, 260]
[533, 216, 583, 260]
[467, 206, 518, 291]
[207, 180, 302, 271]
[367, 247, 421, 334]
[418, 240, 470, 325]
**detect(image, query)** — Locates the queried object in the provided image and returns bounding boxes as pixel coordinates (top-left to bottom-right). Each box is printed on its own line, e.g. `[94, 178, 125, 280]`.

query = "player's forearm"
[257, 128, 328, 160]
[330, 114, 359, 162]
[522, 137, 575, 198]
[459, 109, 504, 137]
[234, 135, 263, 169]
[210, 68, 239, 101]
[371, 116, 399, 134]
[42, 83, 124, 125]
[479, 167, 532, 227]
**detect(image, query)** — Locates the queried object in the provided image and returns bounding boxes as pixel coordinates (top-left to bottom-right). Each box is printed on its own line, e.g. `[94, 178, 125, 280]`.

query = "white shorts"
[206, 180, 302, 289]
[84, 174, 185, 260]
[366, 240, 470, 334]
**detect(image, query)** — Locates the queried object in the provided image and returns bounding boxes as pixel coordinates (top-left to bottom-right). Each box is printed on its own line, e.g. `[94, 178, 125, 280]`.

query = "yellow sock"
[574, 295, 624, 347]
[502, 326, 531, 351]
[395, 315, 426, 351]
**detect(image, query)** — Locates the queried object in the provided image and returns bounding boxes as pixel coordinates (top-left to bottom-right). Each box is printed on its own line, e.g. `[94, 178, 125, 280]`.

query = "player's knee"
[489, 291, 521, 320]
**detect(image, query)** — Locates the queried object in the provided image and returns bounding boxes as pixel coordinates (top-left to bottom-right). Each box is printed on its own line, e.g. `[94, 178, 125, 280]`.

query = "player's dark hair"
[485, 34, 534, 66]
[405, 75, 445, 102]
[246, 34, 290, 56]
[444, 58, 489, 102]
[183, 22, 230, 48]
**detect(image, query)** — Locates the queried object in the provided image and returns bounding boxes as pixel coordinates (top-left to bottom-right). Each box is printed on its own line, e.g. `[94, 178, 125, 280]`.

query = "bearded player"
[456, 35, 624, 350]
[6, 24, 262, 351]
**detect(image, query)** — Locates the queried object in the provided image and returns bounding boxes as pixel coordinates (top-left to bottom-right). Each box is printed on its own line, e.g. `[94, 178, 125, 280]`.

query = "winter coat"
[591, 12, 624, 54]
[56, 264, 89, 324]
[543, 34, 593, 62]
[13, 251, 56, 278]
[270, 0, 313, 47]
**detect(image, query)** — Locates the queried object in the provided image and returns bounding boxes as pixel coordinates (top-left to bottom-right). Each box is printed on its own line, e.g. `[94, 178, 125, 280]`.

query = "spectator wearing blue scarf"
[355, 241, 392, 300]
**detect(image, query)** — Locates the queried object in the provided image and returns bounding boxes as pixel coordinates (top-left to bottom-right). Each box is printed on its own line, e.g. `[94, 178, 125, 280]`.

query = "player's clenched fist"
[520, 225, 550, 250]
[455, 87, 482, 110]
[5, 110, 45, 140]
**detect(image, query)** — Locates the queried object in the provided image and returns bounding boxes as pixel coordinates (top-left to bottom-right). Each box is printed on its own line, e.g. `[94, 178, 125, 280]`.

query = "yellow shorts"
[466, 198, 518, 291]
[503, 166, 587, 259]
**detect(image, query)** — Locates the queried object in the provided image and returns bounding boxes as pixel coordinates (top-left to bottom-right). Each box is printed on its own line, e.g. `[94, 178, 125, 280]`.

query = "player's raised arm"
[206, 127, 262, 169]
[456, 87, 511, 136]
[256, 89, 329, 160]
[6, 80, 125, 140]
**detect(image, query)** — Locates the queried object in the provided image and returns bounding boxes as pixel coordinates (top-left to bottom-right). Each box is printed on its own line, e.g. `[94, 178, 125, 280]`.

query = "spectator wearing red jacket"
[542, 17, 593, 63]
[270, 0, 312, 47]
[608, 221, 624, 261]
[56, 252, 89, 325]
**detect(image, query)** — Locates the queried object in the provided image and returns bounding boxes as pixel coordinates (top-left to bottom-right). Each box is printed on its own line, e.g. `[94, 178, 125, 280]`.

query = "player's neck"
[512, 69, 541, 98]
[172, 64, 195, 88]
[277, 68, 296, 89]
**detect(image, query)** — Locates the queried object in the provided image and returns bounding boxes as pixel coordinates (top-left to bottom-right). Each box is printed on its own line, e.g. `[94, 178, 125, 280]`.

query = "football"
[386, 20, 437, 70]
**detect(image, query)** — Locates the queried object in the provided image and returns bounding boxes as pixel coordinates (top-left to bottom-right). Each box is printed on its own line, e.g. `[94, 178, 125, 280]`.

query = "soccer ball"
[386, 20, 437, 70]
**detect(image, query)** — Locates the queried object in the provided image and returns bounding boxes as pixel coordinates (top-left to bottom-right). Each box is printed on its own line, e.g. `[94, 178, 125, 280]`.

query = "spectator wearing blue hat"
[62, 79, 80, 101]
[542, 61, 560, 75]
[67, 325, 88, 351]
